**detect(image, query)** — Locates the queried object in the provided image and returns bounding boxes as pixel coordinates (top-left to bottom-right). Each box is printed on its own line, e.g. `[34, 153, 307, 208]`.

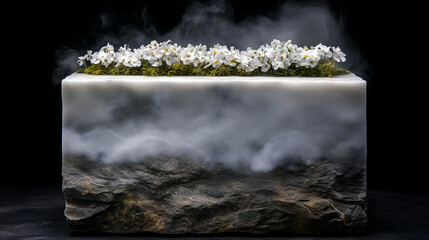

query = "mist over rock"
[62, 74, 367, 234]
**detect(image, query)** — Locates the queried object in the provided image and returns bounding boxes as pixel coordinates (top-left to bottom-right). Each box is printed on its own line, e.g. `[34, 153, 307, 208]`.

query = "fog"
[62, 76, 366, 172]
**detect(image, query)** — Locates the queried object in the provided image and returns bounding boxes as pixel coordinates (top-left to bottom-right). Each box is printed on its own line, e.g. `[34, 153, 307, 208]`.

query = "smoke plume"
[53, 0, 367, 83]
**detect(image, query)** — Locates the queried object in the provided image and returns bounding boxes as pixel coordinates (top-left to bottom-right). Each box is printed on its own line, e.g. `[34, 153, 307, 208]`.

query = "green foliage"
[79, 59, 348, 77]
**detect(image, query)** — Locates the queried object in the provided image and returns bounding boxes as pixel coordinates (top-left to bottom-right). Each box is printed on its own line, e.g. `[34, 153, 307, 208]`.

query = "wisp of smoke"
[53, 0, 367, 83]
[166, 0, 343, 48]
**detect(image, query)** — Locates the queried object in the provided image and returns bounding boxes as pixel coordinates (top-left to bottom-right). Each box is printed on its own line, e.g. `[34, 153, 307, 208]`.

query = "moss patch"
[78, 59, 348, 77]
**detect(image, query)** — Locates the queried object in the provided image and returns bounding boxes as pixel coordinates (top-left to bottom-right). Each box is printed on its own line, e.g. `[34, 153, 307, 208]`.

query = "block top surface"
[63, 73, 365, 83]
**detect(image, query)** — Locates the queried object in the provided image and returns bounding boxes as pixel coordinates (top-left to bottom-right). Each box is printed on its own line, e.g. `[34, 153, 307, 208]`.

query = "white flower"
[307, 57, 318, 68]
[205, 58, 222, 69]
[299, 50, 321, 68]
[170, 43, 181, 53]
[163, 55, 178, 66]
[77, 50, 92, 66]
[240, 59, 260, 72]
[332, 47, 346, 62]
[280, 54, 291, 68]
[142, 48, 155, 61]
[150, 40, 158, 47]
[100, 43, 114, 53]
[90, 51, 113, 67]
[263, 47, 276, 60]
[242, 63, 254, 72]
[152, 46, 165, 59]
[115, 53, 128, 67]
[226, 55, 237, 67]
[100, 51, 114, 67]
[272, 59, 284, 70]
[191, 55, 203, 67]
[208, 44, 220, 57]
[150, 58, 162, 67]
[179, 48, 194, 65]
[159, 40, 172, 55]
[271, 39, 281, 46]
[195, 44, 207, 55]
[122, 53, 140, 67]
[89, 52, 100, 64]
[316, 44, 332, 58]
[77, 56, 86, 66]
[308, 50, 321, 67]
[299, 50, 311, 67]
[261, 62, 270, 72]
[133, 48, 144, 59]
[117, 44, 129, 54]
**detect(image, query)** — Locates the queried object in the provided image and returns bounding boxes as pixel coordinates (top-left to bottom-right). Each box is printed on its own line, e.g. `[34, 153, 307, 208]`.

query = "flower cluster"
[78, 39, 346, 72]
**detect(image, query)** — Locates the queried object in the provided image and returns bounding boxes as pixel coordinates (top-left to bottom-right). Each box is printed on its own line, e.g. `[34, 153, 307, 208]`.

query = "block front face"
[62, 73, 367, 234]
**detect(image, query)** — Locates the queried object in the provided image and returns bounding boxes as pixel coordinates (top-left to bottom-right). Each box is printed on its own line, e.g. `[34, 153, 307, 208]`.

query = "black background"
[1, 0, 428, 193]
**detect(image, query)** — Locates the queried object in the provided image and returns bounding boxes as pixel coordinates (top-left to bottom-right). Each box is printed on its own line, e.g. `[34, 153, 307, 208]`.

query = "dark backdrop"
[1, 0, 428, 192]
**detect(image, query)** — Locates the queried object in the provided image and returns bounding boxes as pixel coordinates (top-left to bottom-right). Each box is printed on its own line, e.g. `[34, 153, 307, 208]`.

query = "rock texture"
[62, 155, 367, 235]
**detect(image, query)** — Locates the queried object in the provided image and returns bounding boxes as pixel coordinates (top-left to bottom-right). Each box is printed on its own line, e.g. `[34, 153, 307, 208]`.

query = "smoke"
[53, 0, 367, 83]
[62, 78, 366, 172]
[53, 47, 80, 85]
[166, 0, 343, 48]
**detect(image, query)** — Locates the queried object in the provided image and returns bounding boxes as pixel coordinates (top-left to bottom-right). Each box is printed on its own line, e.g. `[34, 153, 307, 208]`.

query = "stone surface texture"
[63, 156, 367, 234]
[62, 74, 367, 235]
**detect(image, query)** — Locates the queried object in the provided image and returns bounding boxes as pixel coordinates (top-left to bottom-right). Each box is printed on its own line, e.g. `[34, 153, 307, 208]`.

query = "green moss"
[80, 59, 348, 77]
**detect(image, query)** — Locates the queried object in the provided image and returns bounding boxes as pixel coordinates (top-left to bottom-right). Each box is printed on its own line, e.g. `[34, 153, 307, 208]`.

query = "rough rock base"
[63, 155, 367, 235]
